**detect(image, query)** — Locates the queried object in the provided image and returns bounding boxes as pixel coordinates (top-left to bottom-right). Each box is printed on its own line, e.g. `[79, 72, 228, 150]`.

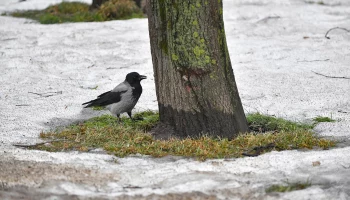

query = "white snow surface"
[1, 0, 350, 199]
[0, 0, 92, 13]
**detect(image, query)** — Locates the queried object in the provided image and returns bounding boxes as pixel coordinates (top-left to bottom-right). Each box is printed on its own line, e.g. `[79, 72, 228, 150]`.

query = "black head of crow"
[82, 72, 147, 120]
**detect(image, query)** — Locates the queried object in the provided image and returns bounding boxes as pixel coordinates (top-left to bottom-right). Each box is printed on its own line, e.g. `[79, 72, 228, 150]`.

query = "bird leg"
[128, 111, 144, 121]
[116, 114, 121, 123]
[127, 111, 134, 121]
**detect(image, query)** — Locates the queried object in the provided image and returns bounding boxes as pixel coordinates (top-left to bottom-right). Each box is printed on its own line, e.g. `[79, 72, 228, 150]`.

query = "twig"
[312, 71, 350, 79]
[257, 16, 280, 23]
[340, 164, 350, 169]
[242, 143, 276, 157]
[245, 94, 265, 101]
[1, 38, 16, 41]
[123, 185, 142, 189]
[325, 27, 350, 39]
[13, 139, 66, 148]
[338, 110, 349, 114]
[297, 59, 330, 63]
[28, 91, 62, 97]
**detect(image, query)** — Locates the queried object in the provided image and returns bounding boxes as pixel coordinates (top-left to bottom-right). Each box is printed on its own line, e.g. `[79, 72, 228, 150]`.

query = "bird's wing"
[111, 81, 129, 93]
[82, 82, 129, 107]
[97, 90, 111, 98]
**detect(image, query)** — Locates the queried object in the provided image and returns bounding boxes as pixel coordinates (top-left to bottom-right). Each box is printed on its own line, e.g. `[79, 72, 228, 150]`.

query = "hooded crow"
[82, 72, 147, 120]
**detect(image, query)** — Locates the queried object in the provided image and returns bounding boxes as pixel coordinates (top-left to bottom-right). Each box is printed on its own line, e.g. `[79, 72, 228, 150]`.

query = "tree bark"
[91, 0, 143, 9]
[133, 0, 141, 8]
[147, 0, 248, 138]
[90, 0, 108, 9]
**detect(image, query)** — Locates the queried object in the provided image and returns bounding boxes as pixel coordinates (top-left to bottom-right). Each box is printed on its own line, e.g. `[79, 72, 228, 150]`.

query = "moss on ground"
[6, 1, 144, 24]
[92, 106, 105, 111]
[266, 181, 312, 193]
[313, 116, 336, 123]
[247, 113, 314, 132]
[32, 111, 335, 160]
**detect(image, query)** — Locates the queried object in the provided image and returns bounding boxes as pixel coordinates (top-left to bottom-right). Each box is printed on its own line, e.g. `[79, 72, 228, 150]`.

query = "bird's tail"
[82, 99, 102, 108]
[82, 90, 113, 108]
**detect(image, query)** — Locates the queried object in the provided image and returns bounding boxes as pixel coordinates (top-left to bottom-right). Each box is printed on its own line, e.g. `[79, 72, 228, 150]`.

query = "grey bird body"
[105, 81, 139, 116]
[82, 72, 146, 120]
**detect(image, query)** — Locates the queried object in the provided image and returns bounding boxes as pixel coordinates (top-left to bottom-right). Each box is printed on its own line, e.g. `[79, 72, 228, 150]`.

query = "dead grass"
[34, 111, 335, 160]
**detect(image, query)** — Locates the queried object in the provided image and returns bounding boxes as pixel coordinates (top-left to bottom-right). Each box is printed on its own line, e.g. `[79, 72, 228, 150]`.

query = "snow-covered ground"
[1, 0, 350, 199]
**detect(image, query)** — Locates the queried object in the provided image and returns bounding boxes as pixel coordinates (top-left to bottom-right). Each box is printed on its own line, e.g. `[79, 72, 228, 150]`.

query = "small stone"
[312, 161, 321, 166]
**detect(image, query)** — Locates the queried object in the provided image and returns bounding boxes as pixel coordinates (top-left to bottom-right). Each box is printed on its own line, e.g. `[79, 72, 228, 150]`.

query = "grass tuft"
[92, 106, 105, 111]
[313, 116, 336, 123]
[266, 181, 312, 193]
[98, 0, 143, 20]
[33, 111, 336, 160]
[8, 1, 143, 24]
[247, 113, 313, 132]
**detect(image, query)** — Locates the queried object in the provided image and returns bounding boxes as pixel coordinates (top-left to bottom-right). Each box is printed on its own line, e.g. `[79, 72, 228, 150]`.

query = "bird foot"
[116, 118, 122, 124]
[132, 116, 144, 121]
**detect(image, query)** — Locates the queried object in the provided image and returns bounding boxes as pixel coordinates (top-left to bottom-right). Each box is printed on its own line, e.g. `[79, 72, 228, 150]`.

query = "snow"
[0, 0, 92, 13]
[0, 0, 350, 199]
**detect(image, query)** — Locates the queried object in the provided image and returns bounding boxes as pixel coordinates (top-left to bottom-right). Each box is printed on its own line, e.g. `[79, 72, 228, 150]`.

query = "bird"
[82, 72, 147, 121]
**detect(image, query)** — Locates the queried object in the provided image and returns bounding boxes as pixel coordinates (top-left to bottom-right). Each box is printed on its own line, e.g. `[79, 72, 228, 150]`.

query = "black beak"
[139, 75, 147, 80]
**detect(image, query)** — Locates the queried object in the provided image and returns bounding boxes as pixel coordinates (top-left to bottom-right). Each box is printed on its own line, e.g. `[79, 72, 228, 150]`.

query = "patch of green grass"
[266, 181, 311, 193]
[98, 0, 143, 20]
[247, 113, 313, 132]
[33, 111, 336, 160]
[92, 106, 105, 111]
[313, 116, 336, 123]
[8, 1, 143, 24]
[10, 2, 101, 24]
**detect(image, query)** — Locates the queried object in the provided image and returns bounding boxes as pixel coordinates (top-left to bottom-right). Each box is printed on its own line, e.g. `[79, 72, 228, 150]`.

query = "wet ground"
[1, 0, 350, 199]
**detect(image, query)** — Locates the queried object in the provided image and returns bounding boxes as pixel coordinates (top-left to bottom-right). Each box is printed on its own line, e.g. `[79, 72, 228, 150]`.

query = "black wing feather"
[82, 90, 127, 108]
[97, 90, 111, 98]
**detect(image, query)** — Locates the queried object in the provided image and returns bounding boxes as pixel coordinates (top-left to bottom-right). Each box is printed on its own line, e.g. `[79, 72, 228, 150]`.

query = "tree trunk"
[147, 0, 248, 138]
[133, 0, 141, 8]
[91, 0, 143, 9]
[90, 0, 108, 9]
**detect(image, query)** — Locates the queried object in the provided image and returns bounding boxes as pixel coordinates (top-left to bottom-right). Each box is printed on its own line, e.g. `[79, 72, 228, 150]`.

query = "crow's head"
[125, 72, 147, 85]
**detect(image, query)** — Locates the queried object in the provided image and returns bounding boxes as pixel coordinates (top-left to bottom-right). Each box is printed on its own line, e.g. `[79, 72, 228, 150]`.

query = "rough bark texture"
[90, 0, 108, 9]
[147, 0, 248, 138]
[91, 0, 144, 9]
[133, 0, 142, 8]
